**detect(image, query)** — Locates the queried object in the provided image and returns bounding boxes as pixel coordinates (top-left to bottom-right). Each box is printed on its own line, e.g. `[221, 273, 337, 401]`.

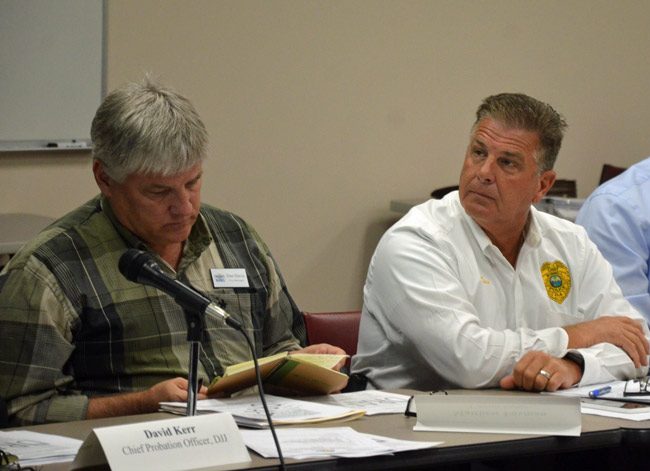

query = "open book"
[207, 352, 349, 396]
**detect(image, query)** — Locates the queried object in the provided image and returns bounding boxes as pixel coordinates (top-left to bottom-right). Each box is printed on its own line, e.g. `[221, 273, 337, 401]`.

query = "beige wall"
[2, 0, 650, 311]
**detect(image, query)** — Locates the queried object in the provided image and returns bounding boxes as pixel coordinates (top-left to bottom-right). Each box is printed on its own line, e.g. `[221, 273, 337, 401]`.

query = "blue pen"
[589, 385, 612, 398]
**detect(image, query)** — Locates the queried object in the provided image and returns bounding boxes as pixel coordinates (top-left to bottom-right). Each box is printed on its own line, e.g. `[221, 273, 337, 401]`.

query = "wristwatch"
[563, 351, 585, 374]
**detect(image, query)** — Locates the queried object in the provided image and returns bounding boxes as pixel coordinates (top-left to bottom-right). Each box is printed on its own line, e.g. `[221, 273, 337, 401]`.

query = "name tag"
[210, 268, 249, 288]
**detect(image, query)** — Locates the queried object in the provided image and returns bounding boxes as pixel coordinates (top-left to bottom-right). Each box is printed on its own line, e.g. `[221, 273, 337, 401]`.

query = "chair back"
[0, 397, 8, 428]
[430, 185, 459, 199]
[599, 164, 626, 185]
[546, 179, 577, 198]
[302, 311, 361, 359]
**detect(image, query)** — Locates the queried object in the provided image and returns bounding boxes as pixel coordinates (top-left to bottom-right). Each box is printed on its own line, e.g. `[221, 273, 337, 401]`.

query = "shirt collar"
[526, 206, 543, 247]
[454, 195, 540, 256]
[178, 213, 212, 272]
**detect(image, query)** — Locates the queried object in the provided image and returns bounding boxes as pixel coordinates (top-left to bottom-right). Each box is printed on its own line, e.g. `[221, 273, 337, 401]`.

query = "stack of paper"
[241, 427, 442, 459]
[0, 430, 82, 466]
[303, 390, 410, 415]
[159, 394, 364, 428]
[547, 380, 650, 421]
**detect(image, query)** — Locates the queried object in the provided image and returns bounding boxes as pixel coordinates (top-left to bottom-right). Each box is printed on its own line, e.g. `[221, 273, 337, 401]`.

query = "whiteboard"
[0, 0, 105, 152]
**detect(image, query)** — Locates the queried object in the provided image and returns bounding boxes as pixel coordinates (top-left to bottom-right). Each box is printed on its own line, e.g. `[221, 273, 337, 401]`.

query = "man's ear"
[93, 160, 113, 197]
[533, 170, 557, 203]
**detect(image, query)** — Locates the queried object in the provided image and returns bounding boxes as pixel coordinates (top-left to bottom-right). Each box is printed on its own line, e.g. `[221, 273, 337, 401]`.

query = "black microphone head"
[118, 247, 212, 315]
[118, 248, 159, 283]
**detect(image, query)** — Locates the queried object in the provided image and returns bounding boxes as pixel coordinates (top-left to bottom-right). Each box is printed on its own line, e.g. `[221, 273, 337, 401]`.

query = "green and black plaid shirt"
[0, 196, 305, 426]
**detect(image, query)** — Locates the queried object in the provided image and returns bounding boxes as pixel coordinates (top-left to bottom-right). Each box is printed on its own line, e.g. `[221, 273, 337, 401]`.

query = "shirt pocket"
[203, 287, 263, 333]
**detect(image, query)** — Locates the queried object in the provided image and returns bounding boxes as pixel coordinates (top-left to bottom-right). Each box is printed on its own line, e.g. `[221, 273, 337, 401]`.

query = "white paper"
[547, 380, 650, 403]
[413, 394, 581, 436]
[543, 383, 650, 421]
[0, 430, 82, 466]
[160, 394, 364, 428]
[240, 427, 441, 459]
[547, 381, 624, 399]
[581, 406, 650, 420]
[303, 390, 410, 415]
[580, 400, 650, 421]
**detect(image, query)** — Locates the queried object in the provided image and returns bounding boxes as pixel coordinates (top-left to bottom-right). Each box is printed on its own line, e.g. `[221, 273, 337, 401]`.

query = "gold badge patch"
[541, 261, 571, 304]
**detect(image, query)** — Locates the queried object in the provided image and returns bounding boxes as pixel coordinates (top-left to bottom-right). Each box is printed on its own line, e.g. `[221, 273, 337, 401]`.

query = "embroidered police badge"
[541, 261, 571, 304]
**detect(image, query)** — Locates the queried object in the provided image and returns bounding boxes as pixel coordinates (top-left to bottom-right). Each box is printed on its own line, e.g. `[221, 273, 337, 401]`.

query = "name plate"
[414, 394, 581, 436]
[210, 268, 249, 288]
[71, 413, 250, 470]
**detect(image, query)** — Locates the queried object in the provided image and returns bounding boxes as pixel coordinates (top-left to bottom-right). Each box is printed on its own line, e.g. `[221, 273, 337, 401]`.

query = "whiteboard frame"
[0, 0, 106, 153]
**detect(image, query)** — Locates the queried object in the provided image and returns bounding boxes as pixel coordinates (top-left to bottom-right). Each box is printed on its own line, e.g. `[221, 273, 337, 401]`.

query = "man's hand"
[144, 377, 209, 407]
[87, 377, 208, 419]
[295, 343, 348, 371]
[563, 316, 649, 368]
[500, 351, 581, 392]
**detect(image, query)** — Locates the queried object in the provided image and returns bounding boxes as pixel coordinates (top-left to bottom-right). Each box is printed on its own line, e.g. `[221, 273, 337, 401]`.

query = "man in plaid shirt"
[0, 79, 344, 426]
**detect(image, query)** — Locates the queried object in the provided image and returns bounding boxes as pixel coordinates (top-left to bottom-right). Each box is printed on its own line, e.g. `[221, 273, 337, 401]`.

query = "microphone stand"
[184, 308, 205, 416]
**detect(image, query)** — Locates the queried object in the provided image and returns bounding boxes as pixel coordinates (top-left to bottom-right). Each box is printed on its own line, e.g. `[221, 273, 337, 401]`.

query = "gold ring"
[538, 369, 552, 380]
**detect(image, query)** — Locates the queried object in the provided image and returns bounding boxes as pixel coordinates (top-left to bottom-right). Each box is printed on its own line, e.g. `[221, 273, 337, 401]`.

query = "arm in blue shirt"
[576, 187, 650, 323]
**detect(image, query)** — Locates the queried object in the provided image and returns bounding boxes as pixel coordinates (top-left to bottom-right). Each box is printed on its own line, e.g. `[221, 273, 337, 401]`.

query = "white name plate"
[71, 413, 250, 470]
[414, 394, 581, 436]
[210, 268, 249, 288]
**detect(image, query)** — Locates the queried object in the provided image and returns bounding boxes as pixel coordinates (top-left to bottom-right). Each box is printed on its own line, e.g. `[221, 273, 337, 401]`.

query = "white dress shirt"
[351, 192, 647, 391]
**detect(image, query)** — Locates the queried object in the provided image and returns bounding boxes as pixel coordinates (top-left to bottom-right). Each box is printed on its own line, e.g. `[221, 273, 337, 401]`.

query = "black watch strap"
[563, 351, 585, 374]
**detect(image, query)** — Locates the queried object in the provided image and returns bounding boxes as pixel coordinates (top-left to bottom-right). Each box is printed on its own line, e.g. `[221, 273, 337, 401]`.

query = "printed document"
[241, 426, 441, 459]
[0, 430, 82, 466]
[303, 390, 410, 415]
[160, 394, 364, 428]
[547, 380, 650, 420]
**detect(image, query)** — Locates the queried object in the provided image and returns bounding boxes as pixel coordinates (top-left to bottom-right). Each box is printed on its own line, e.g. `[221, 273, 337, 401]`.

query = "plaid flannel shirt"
[0, 196, 305, 425]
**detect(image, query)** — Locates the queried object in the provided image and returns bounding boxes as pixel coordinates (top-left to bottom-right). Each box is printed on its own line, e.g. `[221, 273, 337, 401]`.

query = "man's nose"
[170, 190, 193, 215]
[477, 156, 496, 183]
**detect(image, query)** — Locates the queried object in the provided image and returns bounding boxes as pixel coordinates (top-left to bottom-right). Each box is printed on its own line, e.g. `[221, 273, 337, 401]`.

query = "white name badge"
[413, 394, 581, 437]
[210, 268, 250, 288]
[71, 413, 250, 471]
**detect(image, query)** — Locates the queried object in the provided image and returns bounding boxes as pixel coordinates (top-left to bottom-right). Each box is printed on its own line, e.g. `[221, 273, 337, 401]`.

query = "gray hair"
[473, 93, 567, 172]
[91, 78, 208, 182]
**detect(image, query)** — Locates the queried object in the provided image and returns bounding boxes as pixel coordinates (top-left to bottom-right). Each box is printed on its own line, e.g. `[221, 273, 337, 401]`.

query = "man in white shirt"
[351, 93, 649, 392]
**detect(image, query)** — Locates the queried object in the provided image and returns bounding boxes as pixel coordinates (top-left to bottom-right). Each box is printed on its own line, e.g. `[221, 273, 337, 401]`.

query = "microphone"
[118, 248, 241, 329]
